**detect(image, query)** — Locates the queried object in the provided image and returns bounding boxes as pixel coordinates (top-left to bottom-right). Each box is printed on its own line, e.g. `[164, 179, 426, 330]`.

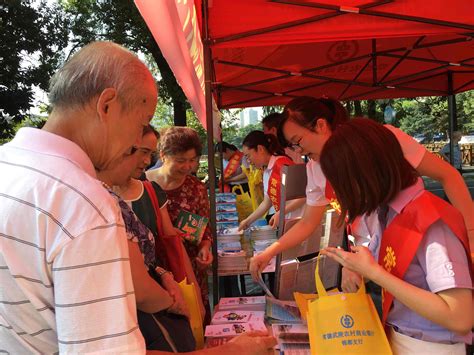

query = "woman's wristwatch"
[155, 266, 173, 279]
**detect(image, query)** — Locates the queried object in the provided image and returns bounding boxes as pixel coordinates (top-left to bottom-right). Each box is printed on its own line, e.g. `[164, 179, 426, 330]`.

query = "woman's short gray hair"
[48, 41, 154, 111]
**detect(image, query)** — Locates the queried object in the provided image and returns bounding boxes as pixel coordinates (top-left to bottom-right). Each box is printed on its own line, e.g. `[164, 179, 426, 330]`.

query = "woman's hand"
[249, 252, 273, 281]
[269, 212, 280, 229]
[341, 267, 363, 293]
[239, 218, 251, 231]
[227, 331, 277, 355]
[160, 272, 190, 318]
[321, 246, 382, 281]
[196, 243, 213, 269]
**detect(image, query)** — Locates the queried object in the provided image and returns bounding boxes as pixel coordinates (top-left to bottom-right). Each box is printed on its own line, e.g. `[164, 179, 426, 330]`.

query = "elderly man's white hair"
[48, 41, 155, 111]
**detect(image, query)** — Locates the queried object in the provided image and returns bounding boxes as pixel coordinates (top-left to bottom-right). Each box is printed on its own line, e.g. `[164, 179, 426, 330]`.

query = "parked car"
[413, 133, 426, 143]
[432, 132, 446, 142]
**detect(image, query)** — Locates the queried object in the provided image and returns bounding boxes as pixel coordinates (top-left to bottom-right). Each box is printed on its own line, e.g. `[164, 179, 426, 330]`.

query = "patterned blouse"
[163, 174, 213, 253]
[107, 190, 156, 269]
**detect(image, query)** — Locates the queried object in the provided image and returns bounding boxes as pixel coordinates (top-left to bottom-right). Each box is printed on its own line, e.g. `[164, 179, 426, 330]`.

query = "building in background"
[248, 108, 258, 125]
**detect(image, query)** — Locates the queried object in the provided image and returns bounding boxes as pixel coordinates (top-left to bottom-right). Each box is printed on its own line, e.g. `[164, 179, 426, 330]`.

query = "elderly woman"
[147, 127, 213, 324]
[97, 138, 196, 351]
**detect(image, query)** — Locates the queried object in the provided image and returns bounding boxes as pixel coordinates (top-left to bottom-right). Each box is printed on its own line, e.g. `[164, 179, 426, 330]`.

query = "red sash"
[378, 191, 472, 323]
[325, 180, 354, 236]
[267, 156, 294, 211]
[324, 181, 342, 214]
[219, 151, 243, 192]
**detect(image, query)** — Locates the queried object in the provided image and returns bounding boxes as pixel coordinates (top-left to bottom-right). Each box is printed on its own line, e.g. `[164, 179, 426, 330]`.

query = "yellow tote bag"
[179, 278, 204, 349]
[242, 165, 264, 211]
[307, 260, 392, 354]
[232, 185, 253, 221]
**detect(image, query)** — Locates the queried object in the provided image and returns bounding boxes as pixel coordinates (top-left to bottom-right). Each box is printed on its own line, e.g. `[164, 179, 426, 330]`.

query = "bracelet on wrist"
[155, 266, 173, 278]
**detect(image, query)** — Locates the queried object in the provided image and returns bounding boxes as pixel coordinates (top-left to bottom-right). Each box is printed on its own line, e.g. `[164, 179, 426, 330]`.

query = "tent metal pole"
[202, 0, 219, 307]
[447, 71, 457, 167]
[372, 39, 377, 86]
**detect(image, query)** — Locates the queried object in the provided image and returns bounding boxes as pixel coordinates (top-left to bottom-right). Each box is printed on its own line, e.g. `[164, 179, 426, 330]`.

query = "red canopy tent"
[198, 0, 474, 108]
[135, 0, 474, 301]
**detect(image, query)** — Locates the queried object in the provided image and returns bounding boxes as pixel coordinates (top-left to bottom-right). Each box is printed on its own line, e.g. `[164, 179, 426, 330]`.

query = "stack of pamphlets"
[217, 296, 266, 311]
[250, 225, 277, 253]
[216, 227, 242, 252]
[205, 297, 266, 347]
[272, 323, 310, 355]
[217, 225, 248, 272]
[217, 250, 248, 272]
[216, 193, 239, 233]
[265, 296, 302, 324]
[205, 304, 267, 347]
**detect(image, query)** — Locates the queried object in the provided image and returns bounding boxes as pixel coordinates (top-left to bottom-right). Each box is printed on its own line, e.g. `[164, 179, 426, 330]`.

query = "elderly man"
[0, 41, 275, 354]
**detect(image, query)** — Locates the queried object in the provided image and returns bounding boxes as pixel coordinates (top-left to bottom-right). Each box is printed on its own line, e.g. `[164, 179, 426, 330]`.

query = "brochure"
[218, 296, 266, 309]
[175, 210, 208, 245]
[265, 296, 301, 323]
[204, 321, 266, 337]
[211, 310, 264, 325]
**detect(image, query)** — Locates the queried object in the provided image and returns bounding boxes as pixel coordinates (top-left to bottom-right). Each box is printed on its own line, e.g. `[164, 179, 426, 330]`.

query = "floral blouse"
[107, 190, 156, 269]
[164, 174, 213, 250]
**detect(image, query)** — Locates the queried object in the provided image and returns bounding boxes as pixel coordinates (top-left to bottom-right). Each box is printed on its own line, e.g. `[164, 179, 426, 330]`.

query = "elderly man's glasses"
[127, 146, 154, 156]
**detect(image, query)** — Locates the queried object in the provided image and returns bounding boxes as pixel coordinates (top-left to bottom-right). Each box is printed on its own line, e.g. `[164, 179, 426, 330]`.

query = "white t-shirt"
[0, 128, 145, 354]
[264, 155, 304, 218]
[304, 125, 426, 245]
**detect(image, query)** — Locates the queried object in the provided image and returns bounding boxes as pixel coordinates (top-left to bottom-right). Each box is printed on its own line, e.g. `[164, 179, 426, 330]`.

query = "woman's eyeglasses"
[288, 138, 303, 152]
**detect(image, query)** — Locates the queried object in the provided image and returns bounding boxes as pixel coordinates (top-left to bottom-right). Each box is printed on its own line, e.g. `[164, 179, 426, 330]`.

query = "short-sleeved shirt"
[0, 128, 145, 354]
[305, 125, 426, 246]
[440, 143, 462, 169]
[368, 179, 473, 344]
[306, 125, 425, 208]
[264, 155, 304, 218]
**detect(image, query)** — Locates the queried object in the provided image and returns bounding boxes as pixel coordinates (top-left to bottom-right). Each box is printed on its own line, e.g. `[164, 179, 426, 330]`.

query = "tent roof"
[201, 0, 474, 108]
[200, 0, 473, 48]
[212, 33, 474, 108]
[136, 0, 474, 114]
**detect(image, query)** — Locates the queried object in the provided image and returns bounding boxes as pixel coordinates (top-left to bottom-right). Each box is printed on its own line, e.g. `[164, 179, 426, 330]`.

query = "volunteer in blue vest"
[320, 119, 472, 354]
[249, 96, 474, 291]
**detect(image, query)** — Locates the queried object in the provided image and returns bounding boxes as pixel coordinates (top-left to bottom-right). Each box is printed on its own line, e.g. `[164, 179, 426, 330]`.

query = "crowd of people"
[1, 39, 472, 355]
[0, 41, 275, 354]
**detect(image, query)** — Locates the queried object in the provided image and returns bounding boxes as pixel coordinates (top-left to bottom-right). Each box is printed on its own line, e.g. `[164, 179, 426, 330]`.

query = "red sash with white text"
[378, 191, 472, 323]
[267, 156, 294, 211]
[219, 151, 243, 192]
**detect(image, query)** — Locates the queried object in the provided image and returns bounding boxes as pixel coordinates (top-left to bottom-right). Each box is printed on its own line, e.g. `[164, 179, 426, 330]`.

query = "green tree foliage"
[0, 0, 69, 141]
[347, 92, 474, 139]
[64, 0, 189, 126]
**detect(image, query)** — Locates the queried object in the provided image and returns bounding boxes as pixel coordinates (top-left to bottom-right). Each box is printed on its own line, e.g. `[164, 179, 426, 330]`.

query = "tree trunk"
[345, 101, 353, 116]
[367, 99, 376, 119]
[147, 42, 187, 126]
[354, 100, 363, 116]
[173, 98, 187, 126]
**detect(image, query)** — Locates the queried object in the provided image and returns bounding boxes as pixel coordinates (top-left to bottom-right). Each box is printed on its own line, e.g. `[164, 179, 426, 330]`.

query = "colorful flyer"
[211, 311, 265, 325]
[218, 296, 266, 309]
[175, 210, 209, 245]
[204, 321, 267, 337]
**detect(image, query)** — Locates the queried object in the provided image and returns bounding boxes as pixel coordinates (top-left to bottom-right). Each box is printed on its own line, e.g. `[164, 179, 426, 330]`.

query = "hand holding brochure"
[175, 210, 208, 245]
